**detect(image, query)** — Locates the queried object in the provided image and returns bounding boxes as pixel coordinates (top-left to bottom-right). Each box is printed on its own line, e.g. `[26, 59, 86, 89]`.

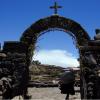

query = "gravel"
[28, 87, 81, 100]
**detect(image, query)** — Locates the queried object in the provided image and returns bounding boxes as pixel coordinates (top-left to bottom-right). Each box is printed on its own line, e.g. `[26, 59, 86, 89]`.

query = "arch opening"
[33, 30, 79, 68]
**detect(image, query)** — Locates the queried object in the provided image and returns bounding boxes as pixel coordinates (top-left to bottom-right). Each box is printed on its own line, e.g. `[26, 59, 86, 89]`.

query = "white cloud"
[33, 49, 79, 68]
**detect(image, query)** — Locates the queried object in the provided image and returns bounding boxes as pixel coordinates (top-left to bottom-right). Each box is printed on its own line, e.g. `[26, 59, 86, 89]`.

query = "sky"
[0, 0, 100, 67]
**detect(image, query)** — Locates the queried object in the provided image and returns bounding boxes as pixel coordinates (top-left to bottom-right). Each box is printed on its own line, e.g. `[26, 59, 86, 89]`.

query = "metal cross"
[50, 2, 62, 15]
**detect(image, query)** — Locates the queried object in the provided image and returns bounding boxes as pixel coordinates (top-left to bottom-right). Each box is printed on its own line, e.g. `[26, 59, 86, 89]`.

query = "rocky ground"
[28, 87, 81, 100]
[0, 87, 80, 100]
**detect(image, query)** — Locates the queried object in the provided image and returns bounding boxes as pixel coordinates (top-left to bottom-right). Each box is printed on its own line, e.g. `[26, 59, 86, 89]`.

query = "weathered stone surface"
[0, 42, 29, 99]
[3, 41, 28, 53]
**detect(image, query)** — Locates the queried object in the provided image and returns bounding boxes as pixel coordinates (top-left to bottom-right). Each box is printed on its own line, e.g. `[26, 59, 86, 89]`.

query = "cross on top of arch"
[50, 2, 62, 15]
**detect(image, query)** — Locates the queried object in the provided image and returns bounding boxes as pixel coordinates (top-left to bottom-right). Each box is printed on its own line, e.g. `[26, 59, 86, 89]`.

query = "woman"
[59, 69, 75, 100]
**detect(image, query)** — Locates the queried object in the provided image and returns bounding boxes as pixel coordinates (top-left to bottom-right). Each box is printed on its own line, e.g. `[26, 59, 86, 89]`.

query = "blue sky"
[0, 0, 100, 67]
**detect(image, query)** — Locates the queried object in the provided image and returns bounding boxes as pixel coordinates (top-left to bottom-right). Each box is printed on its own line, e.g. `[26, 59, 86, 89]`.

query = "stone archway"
[20, 15, 90, 62]
[20, 15, 91, 99]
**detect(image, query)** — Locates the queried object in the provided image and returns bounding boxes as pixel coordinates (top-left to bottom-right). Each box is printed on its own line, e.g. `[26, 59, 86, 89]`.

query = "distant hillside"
[29, 61, 65, 82]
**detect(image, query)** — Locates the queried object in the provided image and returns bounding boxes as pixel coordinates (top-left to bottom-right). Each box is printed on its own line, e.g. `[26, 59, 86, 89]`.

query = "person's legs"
[65, 93, 69, 100]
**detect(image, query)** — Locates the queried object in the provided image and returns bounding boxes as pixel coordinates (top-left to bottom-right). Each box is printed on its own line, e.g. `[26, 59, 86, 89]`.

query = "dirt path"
[28, 87, 81, 100]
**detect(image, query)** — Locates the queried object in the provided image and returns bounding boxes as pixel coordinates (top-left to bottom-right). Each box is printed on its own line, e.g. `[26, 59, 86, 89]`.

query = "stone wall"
[0, 41, 29, 99]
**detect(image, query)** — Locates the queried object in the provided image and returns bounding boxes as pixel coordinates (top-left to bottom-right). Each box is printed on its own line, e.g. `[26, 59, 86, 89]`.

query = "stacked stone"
[0, 52, 15, 99]
[88, 39, 100, 65]
[7, 52, 28, 98]
[0, 55, 15, 79]
[0, 41, 29, 99]
[3, 41, 28, 53]
[80, 36, 100, 99]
